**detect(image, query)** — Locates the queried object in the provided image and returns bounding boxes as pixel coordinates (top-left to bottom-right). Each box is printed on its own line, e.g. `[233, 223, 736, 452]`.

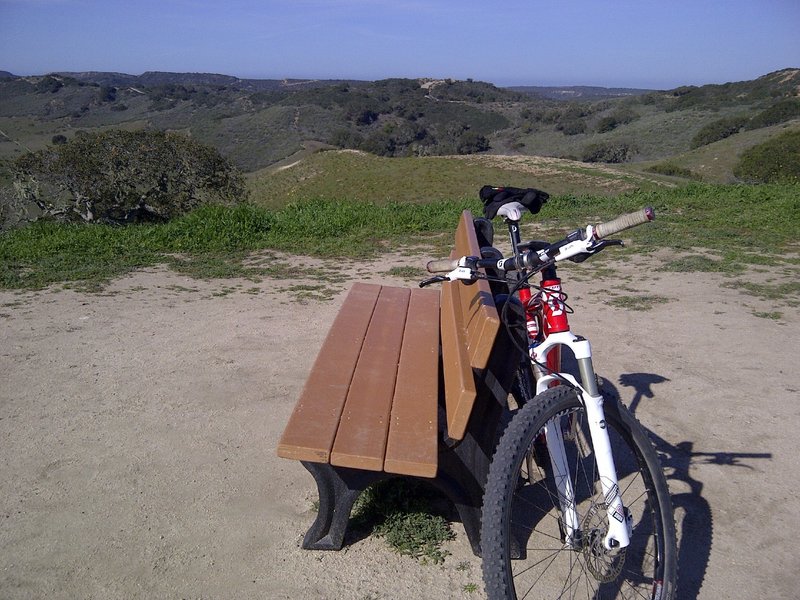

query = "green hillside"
[248, 150, 670, 209]
[631, 119, 800, 183]
[1, 69, 797, 179]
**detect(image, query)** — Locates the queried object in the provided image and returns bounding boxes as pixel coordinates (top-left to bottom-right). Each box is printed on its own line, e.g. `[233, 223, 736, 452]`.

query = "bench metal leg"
[301, 458, 485, 555]
[428, 468, 483, 556]
[297, 379, 509, 556]
[300, 461, 385, 550]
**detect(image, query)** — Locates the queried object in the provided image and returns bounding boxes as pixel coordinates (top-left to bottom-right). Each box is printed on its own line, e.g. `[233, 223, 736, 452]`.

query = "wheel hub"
[581, 505, 626, 582]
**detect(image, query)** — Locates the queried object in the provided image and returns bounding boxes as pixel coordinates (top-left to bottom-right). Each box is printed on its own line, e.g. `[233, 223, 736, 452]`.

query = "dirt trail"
[1, 254, 798, 599]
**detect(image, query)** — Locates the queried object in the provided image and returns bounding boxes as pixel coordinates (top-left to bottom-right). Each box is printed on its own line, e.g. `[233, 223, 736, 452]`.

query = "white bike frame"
[532, 331, 631, 551]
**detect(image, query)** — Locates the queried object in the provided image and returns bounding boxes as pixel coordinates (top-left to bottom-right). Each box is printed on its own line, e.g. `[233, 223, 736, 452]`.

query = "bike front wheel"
[481, 384, 677, 599]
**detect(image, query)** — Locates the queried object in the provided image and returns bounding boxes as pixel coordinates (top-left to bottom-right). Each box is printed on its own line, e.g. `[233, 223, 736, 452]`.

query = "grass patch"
[722, 280, 800, 303]
[607, 294, 671, 311]
[351, 479, 455, 564]
[658, 254, 744, 274]
[167, 253, 263, 280]
[278, 283, 341, 302]
[752, 310, 783, 320]
[1, 182, 798, 290]
[645, 163, 701, 180]
[384, 265, 427, 280]
[248, 151, 652, 210]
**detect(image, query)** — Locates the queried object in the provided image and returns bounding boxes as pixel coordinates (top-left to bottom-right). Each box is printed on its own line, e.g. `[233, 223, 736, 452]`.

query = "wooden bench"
[277, 210, 524, 554]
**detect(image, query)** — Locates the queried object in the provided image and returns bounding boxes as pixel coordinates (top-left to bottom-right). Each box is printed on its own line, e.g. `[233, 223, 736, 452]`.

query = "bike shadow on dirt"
[614, 372, 772, 600]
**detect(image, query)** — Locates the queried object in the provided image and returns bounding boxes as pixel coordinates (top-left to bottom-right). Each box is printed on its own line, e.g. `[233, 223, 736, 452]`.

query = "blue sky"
[1, 0, 798, 89]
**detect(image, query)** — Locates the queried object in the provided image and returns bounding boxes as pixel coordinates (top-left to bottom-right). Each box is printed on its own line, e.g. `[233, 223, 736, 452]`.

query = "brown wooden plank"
[452, 210, 501, 370]
[384, 288, 440, 478]
[330, 286, 411, 471]
[440, 280, 477, 441]
[454, 209, 481, 257]
[464, 296, 501, 370]
[277, 283, 381, 463]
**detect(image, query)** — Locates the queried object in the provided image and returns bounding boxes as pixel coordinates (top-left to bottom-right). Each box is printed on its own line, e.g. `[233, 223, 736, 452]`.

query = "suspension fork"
[533, 333, 631, 550]
[529, 279, 630, 551]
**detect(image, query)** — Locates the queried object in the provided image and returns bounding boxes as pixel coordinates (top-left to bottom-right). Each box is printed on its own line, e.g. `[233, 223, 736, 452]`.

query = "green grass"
[385, 265, 427, 280]
[722, 280, 800, 303]
[658, 254, 745, 274]
[752, 310, 783, 320]
[534, 183, 800, 271]
[350, 479, 455, 564]
[606, 294, 671, 311]
[247, 150, 666, 209]
[2, 182, 798, 290]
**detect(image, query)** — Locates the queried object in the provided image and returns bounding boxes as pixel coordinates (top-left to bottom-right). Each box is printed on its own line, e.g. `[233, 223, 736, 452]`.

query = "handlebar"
[426, 258, 459, 273]
[423, 207, 655, 284]
[593, 207, 655, 239]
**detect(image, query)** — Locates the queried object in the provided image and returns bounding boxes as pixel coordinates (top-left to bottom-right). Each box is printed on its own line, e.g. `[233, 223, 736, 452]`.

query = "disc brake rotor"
[582, 503, 626, 582]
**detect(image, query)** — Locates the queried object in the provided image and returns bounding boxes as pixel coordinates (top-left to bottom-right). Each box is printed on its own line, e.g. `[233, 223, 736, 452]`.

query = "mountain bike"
[422, 191, 677, 600]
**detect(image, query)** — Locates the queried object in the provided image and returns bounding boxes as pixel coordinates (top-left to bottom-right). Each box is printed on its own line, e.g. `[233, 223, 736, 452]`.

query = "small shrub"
[733, 129, 800, 183]
[645, 163, 700, 179]
[329, 128, 364, 149]
[690, 114, 751, 148]
[558, 119, 587, 135]
[746, 99, 800, 130]
[351, 479, 454, 564]
[581, 141, 636, 163]
[456, 131, 490, 154]
[34, 76, 63, 94]
[596, 107, 639, 133]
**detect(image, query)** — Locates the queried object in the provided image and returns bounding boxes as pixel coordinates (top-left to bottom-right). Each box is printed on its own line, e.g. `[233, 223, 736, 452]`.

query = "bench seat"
[276, 210, 524, 554]
[277, 283, 441, 478]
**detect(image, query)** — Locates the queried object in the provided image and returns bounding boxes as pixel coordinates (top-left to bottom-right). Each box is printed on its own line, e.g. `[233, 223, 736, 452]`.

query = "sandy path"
[1, 253, 798, 599]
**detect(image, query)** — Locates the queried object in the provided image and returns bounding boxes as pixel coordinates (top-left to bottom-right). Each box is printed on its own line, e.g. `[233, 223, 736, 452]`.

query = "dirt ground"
[1, 250, 798, 599]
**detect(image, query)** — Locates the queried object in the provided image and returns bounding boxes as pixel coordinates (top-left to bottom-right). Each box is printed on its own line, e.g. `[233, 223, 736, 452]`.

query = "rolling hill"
[0, 68, 797, 183]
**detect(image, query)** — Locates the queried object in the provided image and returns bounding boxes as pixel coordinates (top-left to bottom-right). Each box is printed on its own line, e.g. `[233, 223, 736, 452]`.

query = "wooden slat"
[440, 280, 477, 441]
[330, 286, 410, 471]
[277, 283, 381, 462]
[384, 288, 440, 478]
[452, 211, 501, 370]
[454, 210, 481, 257]
[464, 294, 501, 370]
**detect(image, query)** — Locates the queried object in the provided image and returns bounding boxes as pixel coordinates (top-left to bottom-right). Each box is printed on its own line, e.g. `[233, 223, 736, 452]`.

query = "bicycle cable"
[496, 267, 581, 393]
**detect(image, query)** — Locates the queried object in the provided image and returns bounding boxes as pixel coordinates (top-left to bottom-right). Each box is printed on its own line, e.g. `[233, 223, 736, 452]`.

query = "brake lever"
[419, 275, 449, 288]
[598, 238, 625, 249]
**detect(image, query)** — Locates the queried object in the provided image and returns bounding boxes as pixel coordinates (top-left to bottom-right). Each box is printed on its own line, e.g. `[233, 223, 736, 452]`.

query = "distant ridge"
[52, 70, 366, 92]
[508, 85, 655, 100]
[48, 72, 654, 98]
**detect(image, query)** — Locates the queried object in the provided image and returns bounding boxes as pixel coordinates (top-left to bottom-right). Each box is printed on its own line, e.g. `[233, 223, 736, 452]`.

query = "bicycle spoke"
[516, 549, 563, 599]
[482, 386, 675, 600]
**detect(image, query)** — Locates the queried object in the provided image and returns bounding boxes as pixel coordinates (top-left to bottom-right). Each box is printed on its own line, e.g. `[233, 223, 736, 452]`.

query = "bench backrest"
[440, 210, 502, 440]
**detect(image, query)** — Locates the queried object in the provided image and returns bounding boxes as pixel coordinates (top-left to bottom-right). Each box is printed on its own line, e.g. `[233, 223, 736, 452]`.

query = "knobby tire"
[481, 384, 677, 599]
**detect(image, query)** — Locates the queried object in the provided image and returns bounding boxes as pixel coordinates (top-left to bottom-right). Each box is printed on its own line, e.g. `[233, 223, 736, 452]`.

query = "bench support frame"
[300, 345, 518, 556]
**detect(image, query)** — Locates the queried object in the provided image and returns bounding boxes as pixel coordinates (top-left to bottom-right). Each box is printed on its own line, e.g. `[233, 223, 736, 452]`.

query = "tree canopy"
[11, 130, 246, 224]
